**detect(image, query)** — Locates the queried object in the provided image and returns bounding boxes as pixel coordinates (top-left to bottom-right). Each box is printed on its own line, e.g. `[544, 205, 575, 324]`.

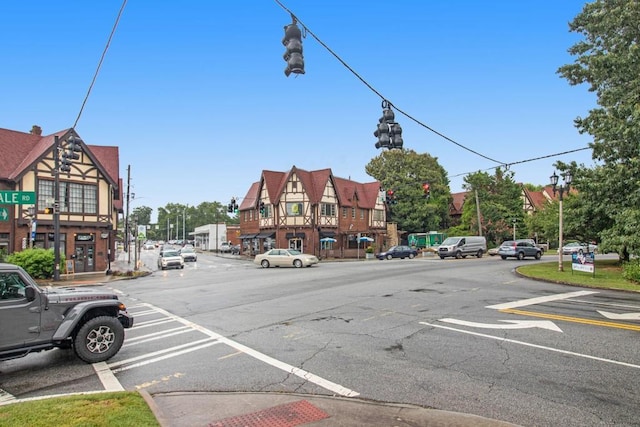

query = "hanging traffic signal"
[259, 201, 265, 215]
[227, 203, 233, 213]
[282, 19, 305, 77]
[43, 206, 53, 214]
[374, 100, 403, 150]
[422, 182, 431, 199]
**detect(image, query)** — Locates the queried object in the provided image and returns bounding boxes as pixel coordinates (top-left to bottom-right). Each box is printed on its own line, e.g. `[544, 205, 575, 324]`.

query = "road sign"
[0, 208, 8, 221]
[0, 191, 35, 205]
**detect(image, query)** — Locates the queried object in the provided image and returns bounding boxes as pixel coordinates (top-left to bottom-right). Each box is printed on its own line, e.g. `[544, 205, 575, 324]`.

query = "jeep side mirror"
[25, 286, 36, 302]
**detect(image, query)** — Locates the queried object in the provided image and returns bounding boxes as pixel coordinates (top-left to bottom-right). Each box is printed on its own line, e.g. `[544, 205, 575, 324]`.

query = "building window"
[342, 207, 347, 218]
[321, 203, 336, 217]
[360, 208, 365, 219]
[291, 182, 298, 192]
[37, 180, 97, 214]
[261, 204, 272, 218]
[373, 209, 384, 221]
[351, 208, 356, 219]
[286, 202, 303, 216]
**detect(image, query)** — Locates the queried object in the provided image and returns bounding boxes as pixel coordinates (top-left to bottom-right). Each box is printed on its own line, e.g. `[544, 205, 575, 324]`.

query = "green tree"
[459, 168, 524, 246]
[365, 149, 450, 234]
[557, 0, 640, 260]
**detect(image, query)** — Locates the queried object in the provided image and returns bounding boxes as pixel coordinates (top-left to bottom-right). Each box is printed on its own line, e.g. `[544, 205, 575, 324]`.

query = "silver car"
[498, 240, 542, 260]
[157, 249, 185, 270]
[254, 249, 319, 268]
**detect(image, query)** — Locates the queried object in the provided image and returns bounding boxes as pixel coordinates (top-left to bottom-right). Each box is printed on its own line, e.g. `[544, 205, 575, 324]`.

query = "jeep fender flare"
[52, 300, 122, 341]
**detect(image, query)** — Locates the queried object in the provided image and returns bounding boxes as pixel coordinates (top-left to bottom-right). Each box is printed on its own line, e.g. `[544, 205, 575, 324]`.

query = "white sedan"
[254, 249, 319, 268]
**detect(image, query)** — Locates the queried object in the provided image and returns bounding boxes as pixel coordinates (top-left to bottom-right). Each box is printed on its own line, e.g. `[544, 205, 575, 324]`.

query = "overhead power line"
[72, 0, 128, 129]
[273, 0, 592, 171]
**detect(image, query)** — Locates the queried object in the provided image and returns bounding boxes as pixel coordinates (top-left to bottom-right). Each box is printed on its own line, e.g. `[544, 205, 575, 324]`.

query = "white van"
[438, 236, 487, 259]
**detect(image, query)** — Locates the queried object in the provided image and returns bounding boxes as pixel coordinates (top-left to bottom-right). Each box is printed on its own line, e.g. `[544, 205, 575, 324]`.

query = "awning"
[286, 232, 306, 239]
[319, 231, 336, 238]
[238, 234, 257, 239]
[256, 232, 275, 239]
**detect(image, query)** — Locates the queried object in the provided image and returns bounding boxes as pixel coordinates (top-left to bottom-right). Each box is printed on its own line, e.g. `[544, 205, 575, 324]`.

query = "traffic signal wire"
[72, 0, 128, 130]
[273, 1, 592, 173]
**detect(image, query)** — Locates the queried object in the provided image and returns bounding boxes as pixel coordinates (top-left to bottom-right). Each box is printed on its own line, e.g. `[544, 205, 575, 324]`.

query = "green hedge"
[5, 248, 65, 279]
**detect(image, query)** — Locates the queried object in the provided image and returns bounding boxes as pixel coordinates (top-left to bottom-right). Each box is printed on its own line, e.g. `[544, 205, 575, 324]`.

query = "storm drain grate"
[208, 399, 329, 427]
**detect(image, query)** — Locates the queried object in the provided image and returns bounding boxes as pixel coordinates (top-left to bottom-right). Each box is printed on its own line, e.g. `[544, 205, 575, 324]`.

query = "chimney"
[30, 125, 42, 136]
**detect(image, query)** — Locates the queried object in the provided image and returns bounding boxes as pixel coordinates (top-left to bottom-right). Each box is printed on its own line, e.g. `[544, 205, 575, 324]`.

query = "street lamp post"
[26, 206, 36, 248]
[550, 170, 572, 272]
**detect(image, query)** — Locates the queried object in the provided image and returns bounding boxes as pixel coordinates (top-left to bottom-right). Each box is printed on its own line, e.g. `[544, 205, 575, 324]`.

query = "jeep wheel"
[74, 316, 125, 363]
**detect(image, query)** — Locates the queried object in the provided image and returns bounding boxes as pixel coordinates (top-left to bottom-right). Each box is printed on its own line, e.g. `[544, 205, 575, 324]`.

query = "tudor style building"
[238, 166, 387, 258]
[0, 126, 122, 273]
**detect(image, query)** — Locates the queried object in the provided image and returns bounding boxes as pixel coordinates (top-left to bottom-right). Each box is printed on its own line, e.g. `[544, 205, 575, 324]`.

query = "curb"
[138, 390, 169, 427]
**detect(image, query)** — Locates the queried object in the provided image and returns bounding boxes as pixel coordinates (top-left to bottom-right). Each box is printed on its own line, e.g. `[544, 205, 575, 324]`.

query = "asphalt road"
[1, 250, 639, 427]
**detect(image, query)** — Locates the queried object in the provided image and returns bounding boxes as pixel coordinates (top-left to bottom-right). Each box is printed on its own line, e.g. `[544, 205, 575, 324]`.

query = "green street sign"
[0, 208, 8, 221]
[0, 191, 35, 205]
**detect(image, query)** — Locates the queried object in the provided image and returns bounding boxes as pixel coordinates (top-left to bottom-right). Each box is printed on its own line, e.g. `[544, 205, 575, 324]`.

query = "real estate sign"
[572, 252, 595, 275]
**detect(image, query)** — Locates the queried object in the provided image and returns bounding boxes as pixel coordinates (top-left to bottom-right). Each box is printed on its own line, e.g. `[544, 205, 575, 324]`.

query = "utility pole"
[125, 165, 131, 264]
[474, 189, 482, 236]
[53, 136, 61, 281]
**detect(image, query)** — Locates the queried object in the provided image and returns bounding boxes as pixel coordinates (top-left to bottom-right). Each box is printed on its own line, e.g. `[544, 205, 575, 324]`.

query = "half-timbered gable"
[0, 126, 121, 273]
[238, 165, 383, 258]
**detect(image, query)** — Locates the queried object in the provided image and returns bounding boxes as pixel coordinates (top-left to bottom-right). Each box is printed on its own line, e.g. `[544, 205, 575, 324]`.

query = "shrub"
[365, 245, 375, 254]
[5, 248, 57, 279]
[622, 259, 640, 283]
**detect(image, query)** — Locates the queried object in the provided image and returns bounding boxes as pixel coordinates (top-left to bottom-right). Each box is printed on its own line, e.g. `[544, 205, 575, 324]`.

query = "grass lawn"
[517, 258, 640, 292]
[0, 391, 159, 427]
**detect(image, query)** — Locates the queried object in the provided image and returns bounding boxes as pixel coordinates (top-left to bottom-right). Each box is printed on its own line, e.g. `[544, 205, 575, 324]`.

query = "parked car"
[376, 245, 418, 260]
[498, 240, 542, 260]
[0, 263, 133, 363]
[157, 249, 185, 270]
[219, 242, 233, 253]
[562, 242, 598, 255]
[179, 247, 197, 262]
[143, 241, 155, 250]
[254, 249, 319, 268]
[231, 244, 241, 255]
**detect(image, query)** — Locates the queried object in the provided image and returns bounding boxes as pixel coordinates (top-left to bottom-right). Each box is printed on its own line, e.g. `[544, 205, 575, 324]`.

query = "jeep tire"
[74, 316, 125, 363]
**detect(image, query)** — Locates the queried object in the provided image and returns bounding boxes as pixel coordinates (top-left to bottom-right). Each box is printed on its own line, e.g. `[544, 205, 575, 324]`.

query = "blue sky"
[2, 1, 596, 222]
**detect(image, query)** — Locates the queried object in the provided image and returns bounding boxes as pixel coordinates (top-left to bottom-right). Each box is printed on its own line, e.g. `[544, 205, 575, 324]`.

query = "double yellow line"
[501, 308, 640, 332]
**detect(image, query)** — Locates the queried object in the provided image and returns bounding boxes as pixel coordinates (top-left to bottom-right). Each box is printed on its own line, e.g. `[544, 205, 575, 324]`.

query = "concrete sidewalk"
[141, 391, 520, 427]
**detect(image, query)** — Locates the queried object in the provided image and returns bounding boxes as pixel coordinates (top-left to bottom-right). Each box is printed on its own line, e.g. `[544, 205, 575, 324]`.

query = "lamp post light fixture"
[550, 170, 573, 272]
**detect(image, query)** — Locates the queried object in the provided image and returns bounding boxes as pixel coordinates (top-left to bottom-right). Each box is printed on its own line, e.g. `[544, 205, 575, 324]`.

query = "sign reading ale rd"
[0, 191, 36, 205]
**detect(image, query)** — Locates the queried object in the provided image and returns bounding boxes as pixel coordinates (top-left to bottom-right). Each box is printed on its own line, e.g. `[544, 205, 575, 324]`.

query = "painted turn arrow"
[439, 318, 563, 332]
[597, 311, 640, 321]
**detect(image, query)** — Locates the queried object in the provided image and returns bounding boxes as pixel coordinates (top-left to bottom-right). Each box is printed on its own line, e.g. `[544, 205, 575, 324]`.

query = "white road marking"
[486, 290, 598, 310]
[112, 341, 221, 373]
[93, 361, 124, 391]
[422, 322, 640, 369]
[439, 318, 563, 332]
[109, 337, 220, 369]
[0, 388, 16, 405]
[139, 303, 360, 397]
[598, 311, 640, 321]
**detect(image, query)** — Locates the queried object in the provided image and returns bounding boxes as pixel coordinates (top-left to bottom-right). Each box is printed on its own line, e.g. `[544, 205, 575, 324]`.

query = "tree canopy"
[365, 149, 450, 234]
[557, 0, 640, 260]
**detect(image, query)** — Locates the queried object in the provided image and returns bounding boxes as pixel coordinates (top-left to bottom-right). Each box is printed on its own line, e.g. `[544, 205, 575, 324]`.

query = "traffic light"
[282, 20, 304, 77]
[59, 134, 83, 173]
[43, 206, 53, 214]
[228, 198, 238, 213]
[227, 203, 233, 213]
[422, 182, 431, 199]
[385, 189, 396, 205]
[374, 101, 403, 150]
[259, 201, 265, 215]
